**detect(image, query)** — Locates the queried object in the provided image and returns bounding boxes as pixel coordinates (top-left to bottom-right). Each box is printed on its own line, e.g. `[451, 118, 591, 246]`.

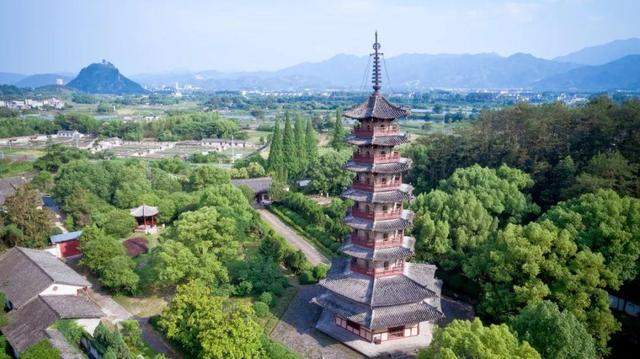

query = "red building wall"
[59, 239, 81, 257]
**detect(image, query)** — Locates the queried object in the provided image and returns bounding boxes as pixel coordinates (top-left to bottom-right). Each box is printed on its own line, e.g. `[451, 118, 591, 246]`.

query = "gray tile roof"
[0, 247, 90, 309]
[230, 176, 272, 194]
[344, 210, 414, 231]
[344, 92, 410, 120]
[41, 295, 104, 319]
[0, 294, 103, 354]
[130, 204, 159, 217]
[341, 184, 413, 204]
[0, 176, 30, 206]
[313, 291, 442, 330]
[345, 158, 412, 174]
[341, 236, 416, 261]
[50, 230, 83, 244]
[319, 257, 437, 307]
[347, 134, 410, 146]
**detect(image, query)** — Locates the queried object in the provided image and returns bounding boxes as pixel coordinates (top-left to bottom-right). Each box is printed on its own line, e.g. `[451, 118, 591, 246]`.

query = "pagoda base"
[315, 309, 434, 358]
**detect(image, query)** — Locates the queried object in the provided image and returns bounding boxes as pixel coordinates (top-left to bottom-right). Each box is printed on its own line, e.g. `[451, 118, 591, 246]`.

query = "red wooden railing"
[349, 234, 403, 248]
[351, 208, 402, 220]
[352, 180, 402, 191]
[352, 125, 400, 137]
[352, 152, 400, 164]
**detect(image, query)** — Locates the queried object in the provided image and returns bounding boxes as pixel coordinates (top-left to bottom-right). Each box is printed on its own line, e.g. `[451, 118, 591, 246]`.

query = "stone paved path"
[271, 285, 363, 359]
[257, 208, 330, 266]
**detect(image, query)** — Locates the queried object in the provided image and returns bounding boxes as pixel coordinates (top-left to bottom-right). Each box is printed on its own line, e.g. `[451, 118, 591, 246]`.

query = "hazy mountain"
[13, 73, 74, 88]
[132, 53, 578, 90]
[534, 55, 640, 91]
[554, 38, 640, 65]
[67, 61, 146, 94]
[0, 72, 26, 85]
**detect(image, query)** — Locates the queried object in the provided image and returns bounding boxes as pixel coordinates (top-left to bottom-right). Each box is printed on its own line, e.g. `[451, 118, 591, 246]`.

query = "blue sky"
[1, 0, 639, 75]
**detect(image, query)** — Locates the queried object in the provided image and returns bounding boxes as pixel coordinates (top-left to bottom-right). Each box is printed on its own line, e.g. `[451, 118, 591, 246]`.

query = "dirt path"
[257, 208, 330, 266]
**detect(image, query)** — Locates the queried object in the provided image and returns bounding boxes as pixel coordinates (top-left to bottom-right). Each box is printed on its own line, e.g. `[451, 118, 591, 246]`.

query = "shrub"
[259, 292, 273, 307]
[312, 264, 329, 280]
[56, 320, 85, 346]
[298, 270, 316, 284]
[284, 250, 309, 274]
[21, 340, 60, 359]
[235, 280, 253, 296]
[253, 301, 270, 318]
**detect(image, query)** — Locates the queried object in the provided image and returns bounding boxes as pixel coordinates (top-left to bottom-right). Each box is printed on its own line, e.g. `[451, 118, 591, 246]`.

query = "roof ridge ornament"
[372, 31, 382, 92]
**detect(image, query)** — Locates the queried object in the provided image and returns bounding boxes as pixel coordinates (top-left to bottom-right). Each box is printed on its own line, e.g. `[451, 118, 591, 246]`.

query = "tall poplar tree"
[267, 118, 284, 173]
[305, 119, 318, 166]
[330, 108, 347, 150]
[294, 115, 307, 174]
[282, 113, 298, 177]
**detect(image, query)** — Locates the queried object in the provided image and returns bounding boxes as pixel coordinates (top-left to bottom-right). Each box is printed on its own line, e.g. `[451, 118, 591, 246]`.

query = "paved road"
[257, 208, 330, 266]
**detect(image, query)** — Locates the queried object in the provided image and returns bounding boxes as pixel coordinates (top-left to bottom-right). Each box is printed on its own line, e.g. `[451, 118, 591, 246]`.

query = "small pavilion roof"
[344, 92, 410, 120]
[130, 204, 159, 217]
[50, 230, 83, 244]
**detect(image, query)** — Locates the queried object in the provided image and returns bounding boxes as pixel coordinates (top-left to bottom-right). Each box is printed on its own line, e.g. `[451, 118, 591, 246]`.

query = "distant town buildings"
[201, 138, 253, 151]
[0, 97, 65, 110]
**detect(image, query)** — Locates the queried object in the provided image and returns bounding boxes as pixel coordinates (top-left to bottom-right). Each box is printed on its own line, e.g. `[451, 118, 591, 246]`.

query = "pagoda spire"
[372, 31, 382, 92]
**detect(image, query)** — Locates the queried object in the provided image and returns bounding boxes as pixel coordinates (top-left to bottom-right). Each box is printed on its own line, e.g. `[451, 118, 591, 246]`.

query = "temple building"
[313, 33, 444, 356]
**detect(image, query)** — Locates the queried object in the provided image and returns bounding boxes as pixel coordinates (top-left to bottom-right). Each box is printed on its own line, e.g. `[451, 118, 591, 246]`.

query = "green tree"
[94, 209, 136, 238]
[171, 207, 238, 258]
[159, 280, 264, 358]
[419, 318, 540, 359]
[3, 184, 53, 248]
[79, 226, 124, 273]
[294, 115, 308, 175]
[282, 113, 298, 177]
[329, 108, 347, 150]
[307, 149, 354, 196]
[511, 301, 596, 359]
[99, 255, 139, 293]
[188, 165, 231, 191]
[267, 118, 284, 174]
[20, 340, 60, 359]
[542, 189, 640, 288]
[305, 119, 318, 166]
[570, 151, 639, 198]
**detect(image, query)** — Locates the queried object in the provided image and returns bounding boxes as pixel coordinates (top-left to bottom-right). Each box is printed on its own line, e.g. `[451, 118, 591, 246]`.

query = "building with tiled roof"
[0, 247, 104, 355]
[312, 33, 443, 355]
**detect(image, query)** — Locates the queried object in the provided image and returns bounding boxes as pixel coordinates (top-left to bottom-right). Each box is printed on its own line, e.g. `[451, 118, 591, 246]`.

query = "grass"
[0, 160, 33, 178]
[268, 205, 337, 258]
[112, 293, 169, 318]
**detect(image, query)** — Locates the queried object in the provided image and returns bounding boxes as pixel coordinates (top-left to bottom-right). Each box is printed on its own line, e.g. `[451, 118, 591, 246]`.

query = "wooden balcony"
[352, 152, 401, 164]
[352, 125, 400, 137]
[351, 208, 402, 221]
[352, 180, 402, 191]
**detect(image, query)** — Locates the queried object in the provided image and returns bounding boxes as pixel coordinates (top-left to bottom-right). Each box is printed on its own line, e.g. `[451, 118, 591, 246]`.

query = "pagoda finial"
[372, 31, 383, 92]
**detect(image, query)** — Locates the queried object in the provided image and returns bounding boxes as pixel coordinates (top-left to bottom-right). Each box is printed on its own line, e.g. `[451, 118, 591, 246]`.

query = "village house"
[201, 138, 253, 151]
[56, 130, 83, 138]
[46, 230, 83, 259]
[0, 247, 104, 356]
[230, 177, 274, 205]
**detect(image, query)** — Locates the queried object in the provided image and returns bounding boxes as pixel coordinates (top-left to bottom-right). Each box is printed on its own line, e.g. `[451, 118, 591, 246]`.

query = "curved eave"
[341, 184, 414, 204]
[346, 133, 409, 146]
[341, 236, 416, 260]
[344, 158, 412, 174]
[343, 92, 411, 120]
[344, 210, 414, 231]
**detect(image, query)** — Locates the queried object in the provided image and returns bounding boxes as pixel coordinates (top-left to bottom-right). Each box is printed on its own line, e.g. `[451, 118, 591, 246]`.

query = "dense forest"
[404, 97, 640, 358]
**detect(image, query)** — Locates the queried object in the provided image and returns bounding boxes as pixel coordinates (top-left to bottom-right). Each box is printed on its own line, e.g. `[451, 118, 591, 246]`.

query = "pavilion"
[130, 204, 159, 233]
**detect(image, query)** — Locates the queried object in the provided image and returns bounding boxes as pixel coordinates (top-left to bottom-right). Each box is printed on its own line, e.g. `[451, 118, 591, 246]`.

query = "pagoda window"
[384, 261, 390, 270]
[382, 205, 388, 212]
[383, 233, 389, 241]
[366, 205, 372, 213]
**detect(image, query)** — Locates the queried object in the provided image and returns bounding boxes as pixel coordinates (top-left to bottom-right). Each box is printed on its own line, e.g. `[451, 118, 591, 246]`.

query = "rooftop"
[344, 92, 410, 120]
[230, 176, 272, 194]
[341, 184, 413, 204]
[341, 236, 415, 261]
[319, 257, 437, 307]
[0, 247, 91, 309]
[50, 231, 83, 244]
[130, 204, 159, 217]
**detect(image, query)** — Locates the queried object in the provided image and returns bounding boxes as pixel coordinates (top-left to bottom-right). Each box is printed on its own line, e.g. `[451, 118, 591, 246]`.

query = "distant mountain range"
[2, 38, 640, 93]
[66, 61, 146, 94]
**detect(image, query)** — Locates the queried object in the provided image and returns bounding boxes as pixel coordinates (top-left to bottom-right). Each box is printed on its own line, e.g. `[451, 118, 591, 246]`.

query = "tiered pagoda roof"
[342, 184, 414, 203]
[347, 133, 410, 146]
[341, 236, 415, 261]
[344, 91, 410, 120]
[344, 158, 412, 173]
[343, 209, 413, 231]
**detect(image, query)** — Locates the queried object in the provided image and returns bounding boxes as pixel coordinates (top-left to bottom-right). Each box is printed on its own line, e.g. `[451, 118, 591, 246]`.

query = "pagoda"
[313, 33, 443, 352]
